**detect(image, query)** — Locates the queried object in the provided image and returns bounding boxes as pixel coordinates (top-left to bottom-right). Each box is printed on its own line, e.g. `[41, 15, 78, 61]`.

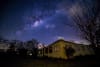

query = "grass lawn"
[0, 55, 100, 67]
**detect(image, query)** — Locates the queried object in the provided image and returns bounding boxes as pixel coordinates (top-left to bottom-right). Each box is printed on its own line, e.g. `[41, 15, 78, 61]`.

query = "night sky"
[0, 0, 92, 45]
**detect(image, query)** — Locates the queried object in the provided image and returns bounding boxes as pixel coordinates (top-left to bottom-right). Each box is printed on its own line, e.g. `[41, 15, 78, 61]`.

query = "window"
[49, 46, 52, 53]
[45, 48, 48, 53]
[54, 47, 59, 52]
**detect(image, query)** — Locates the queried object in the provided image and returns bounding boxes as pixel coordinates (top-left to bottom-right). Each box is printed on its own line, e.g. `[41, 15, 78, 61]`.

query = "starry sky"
[0, 0, 93, 45]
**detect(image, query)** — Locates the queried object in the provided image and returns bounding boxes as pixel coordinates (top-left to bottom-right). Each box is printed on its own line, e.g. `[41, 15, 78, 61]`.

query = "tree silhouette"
[68, 0, 100, 47]
[26, 39, 39, 57]
[7, 43, 16, 55]
[17, 42, 28, 56]
[65, 46, 75, 59]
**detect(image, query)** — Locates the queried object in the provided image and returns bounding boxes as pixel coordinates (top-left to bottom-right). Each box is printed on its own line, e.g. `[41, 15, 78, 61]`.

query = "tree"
[26, 39, 38, 50]
[26, 39, 39, 57]
[96, 24, 100, 46]
[65, 46, 75, 59]
[7, 43, 16, 55]
[17, 42, 28, 56]
[68, 0, 100, 47]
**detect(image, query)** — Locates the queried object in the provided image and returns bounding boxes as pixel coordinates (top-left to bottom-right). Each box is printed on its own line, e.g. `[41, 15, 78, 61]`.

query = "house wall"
[38, 40, 95, 59]
[43, 41, 68, 59]
[64, 42, 94, 57]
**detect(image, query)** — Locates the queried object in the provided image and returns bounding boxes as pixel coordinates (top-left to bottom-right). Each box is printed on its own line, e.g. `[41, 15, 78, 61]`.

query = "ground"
[0, 55, 100, 67]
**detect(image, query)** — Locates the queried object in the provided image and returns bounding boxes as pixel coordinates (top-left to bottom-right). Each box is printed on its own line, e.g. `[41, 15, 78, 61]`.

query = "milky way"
[0, 0, 93, 44]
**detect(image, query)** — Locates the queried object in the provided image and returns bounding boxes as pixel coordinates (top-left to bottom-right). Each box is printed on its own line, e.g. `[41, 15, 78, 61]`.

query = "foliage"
[65, 46, 75, 58]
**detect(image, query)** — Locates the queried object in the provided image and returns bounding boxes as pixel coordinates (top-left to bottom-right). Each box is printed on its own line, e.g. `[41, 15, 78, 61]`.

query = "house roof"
[47, 39, 89, 47]
[47, 39, 79, 47]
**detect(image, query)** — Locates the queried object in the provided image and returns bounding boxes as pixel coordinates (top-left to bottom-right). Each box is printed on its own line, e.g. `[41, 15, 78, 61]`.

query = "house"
[38, 39, 95, 59]
[0, 42, 10, 52]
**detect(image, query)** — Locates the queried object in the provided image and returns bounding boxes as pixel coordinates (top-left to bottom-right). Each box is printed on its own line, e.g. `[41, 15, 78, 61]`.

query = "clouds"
[16, 30, 22, 36]
[31, 20, 43, 28]
[57, 36, 65, 40]
[45, 24, 56, 29]
[56, 0, 86, 18]
[15, 19, 44, 35]
[68, 3, 83, 17]
[25, 19, 43, 30]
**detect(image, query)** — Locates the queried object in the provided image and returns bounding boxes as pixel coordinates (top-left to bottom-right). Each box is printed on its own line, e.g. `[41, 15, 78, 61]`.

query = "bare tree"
[68, 0, 100, 47]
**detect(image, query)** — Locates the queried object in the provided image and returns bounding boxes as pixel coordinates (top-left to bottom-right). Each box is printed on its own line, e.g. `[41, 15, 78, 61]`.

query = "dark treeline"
[0, 38, 39, 58]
